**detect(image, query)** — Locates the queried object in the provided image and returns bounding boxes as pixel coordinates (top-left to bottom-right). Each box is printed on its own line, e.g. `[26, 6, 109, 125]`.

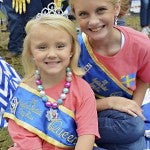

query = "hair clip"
[36, 2, 67, 19]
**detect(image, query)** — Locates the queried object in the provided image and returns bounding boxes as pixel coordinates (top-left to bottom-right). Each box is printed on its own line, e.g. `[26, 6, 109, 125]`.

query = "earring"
[114, 16, 118, 25]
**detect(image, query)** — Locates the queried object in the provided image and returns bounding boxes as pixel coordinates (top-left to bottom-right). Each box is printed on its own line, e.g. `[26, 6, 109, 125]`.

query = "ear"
[70, 52, 73, 57]
[114, 2, 121, 17]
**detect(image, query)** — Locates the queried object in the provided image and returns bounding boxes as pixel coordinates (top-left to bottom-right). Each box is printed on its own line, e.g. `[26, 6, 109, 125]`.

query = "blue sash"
[4, 83, 77, 148]
[78, 33, 133, 99]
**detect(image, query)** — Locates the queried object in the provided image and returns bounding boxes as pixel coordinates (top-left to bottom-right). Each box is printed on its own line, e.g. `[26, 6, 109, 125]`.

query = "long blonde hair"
[22, 15, 85, 80]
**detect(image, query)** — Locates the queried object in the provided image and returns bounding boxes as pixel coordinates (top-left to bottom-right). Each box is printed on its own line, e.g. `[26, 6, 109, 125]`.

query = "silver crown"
[36, 2, 67, 19]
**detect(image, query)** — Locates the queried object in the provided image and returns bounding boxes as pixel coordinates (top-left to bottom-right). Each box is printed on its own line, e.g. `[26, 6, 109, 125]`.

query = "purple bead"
[36, 79, 42, 85]
[45, 101, 52, 107]
[52, 102, 58, 109]
[65, 82, 71, 88]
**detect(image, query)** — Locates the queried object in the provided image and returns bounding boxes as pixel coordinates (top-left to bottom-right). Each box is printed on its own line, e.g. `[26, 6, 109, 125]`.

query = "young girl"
[70, 0, 150, 149]
[4, 14, 100, 149]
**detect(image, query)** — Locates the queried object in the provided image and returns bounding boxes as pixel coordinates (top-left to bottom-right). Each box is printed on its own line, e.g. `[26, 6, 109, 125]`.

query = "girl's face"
[73, 0, 120, 40]
[30, 24, 73, 78]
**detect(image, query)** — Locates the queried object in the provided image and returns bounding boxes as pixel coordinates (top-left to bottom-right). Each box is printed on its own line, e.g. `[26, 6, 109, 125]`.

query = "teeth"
[91, 27, 102, 32]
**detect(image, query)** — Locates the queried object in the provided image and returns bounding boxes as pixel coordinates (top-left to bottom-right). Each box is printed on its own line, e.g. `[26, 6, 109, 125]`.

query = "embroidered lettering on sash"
[4, 84, 78, 148]
[48, 119, 77, 144]
[83, 63, 92, 73]
[90, 78, 109, 92]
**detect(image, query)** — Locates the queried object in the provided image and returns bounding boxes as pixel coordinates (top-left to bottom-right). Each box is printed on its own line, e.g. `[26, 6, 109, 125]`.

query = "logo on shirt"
[121, 73, 136, 88]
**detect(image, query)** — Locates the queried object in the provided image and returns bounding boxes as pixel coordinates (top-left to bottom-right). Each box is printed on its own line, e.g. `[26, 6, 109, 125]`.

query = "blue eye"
[56, 43, 65, 49]
[37, 44, 47, 50]
[78, 11, 88, 18]
[96, 7, 107, 14]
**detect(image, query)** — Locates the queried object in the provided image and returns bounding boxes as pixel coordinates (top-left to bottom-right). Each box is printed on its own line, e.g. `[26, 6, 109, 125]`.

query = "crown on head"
[36, 2, 67, 19]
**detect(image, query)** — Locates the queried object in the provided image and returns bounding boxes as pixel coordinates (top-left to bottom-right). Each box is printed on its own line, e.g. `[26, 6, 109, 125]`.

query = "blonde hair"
[69, 0, 129, 18]
[22, 15, 85, 80]
[119, 0, 130, 18]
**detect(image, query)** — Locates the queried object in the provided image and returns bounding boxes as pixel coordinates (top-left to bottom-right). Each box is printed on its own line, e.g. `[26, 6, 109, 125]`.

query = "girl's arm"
[75, 134, 95, 150]
[96, 79, 148, 120]
[132, 78, 149, 106]
[8, 119, 43, 150]
[96, 96, 144, 119]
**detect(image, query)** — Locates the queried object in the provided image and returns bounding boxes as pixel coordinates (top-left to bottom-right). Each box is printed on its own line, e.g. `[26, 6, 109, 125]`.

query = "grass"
[0, 11, 145, 149]
[0, 128, 13, 150]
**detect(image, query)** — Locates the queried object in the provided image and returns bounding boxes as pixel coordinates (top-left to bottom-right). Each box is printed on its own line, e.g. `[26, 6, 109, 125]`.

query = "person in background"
[117, 0, 130, 26]
[0, 0, 6, 17]
[4, 10, 100, 149]
[0, 57, 21, 128]
[140, 0, 150, 36]
[69, 0, 150, 149]
[117, 17, 125, 26]
[0, 0, 8, 32]
[3, 0, 53, 59]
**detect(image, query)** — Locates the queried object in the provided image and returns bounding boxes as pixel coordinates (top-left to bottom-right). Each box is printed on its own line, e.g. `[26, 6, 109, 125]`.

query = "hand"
[54, 0, 62, 8]
[75, 135, 95, 150]
[12, 0, 30, 14]
[109, 97, 145, 120]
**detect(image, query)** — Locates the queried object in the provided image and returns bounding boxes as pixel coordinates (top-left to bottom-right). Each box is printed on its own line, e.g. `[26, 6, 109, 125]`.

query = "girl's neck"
[40, 72, 66, 88]
[88, 28, 122, 57]
[26, 71, 66, 89]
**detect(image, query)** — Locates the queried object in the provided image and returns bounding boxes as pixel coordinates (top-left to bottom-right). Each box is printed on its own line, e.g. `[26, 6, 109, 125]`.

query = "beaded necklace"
[35, 67, 72, 121]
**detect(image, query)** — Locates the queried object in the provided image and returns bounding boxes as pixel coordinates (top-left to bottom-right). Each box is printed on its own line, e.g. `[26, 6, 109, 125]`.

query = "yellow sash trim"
[4, 113, 73, 148]
[20, 82, 75, 118]
[82, 33, 133, 96]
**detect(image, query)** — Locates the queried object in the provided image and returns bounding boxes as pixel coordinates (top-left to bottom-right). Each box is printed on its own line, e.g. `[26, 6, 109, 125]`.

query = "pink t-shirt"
[8, 75, 99, 150]
[94, 26, 150, 91]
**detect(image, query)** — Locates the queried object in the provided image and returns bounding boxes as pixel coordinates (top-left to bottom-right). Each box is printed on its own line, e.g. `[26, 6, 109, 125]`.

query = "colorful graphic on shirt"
[121, 73, 136, 88]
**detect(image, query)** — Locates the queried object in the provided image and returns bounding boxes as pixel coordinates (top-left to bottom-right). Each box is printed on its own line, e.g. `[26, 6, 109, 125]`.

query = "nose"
[88, 14, 100, 27]
[47, 48, 57, 58]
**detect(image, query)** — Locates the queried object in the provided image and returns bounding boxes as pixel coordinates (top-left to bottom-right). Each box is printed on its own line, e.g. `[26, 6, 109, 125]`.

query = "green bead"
[57, 99, 63, 104]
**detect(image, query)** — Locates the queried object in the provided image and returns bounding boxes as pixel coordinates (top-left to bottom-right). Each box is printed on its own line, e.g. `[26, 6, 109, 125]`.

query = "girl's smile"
[30, 24, 73, 78]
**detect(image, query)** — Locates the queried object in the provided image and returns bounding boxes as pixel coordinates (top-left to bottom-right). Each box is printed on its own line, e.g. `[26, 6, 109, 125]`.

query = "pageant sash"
[4, 83, 77, 148]
[78, 33, 133, 99]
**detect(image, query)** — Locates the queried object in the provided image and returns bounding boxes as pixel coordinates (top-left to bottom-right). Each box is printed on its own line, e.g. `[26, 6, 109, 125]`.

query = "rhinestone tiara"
[36, 2, 67, 19]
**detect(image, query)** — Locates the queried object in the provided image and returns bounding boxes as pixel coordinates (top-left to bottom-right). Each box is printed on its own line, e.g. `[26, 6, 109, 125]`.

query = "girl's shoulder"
[117, 26, 149, 41]
[116, 26, 150, 48]
[72, 75, 94, 92]
[21, 77, 35, 89]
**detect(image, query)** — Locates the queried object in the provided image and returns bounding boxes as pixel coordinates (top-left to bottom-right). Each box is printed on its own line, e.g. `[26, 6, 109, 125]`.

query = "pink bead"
[52, 102, 58, 109]
[36, 79, 42, 85]
[65, 82, 71, 88]
[45, 101, 52, 107]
